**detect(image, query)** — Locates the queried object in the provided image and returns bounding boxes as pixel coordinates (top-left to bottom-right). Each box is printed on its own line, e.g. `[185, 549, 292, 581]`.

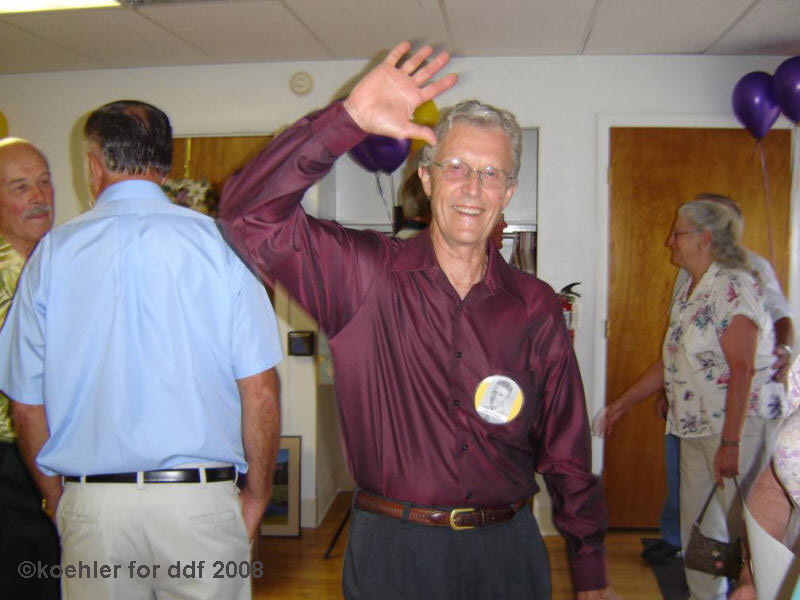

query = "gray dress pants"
[342, 492, 551, 600]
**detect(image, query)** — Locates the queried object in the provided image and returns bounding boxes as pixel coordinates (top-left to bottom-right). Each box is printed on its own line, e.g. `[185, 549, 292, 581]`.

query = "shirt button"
[455, 351, 462, 359]
[462, 443, 468, 451]
[466, 493, 473, 500]
[457, 305, 464, 312]
[454, 399, 460, 407]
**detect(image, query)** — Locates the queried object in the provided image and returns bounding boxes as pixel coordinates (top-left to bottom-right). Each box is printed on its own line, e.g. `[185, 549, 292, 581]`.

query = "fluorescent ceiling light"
[0, 0, 120, 13]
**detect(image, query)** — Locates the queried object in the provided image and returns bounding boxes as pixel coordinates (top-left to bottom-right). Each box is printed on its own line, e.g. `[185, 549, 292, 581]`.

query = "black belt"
[63, 466, 236, 484]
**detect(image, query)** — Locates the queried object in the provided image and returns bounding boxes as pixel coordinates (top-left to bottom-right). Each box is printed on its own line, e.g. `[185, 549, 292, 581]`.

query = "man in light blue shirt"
[0, 100, 283, 600]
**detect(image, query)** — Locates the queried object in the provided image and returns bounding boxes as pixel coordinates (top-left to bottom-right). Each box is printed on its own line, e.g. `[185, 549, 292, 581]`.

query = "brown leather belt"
[355, 490, 529, 531]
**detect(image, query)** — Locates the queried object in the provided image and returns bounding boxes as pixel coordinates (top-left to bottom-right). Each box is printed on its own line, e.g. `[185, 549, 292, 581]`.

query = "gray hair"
[693, 192, 742, 218]
[419, 100, 522, 177]
[84, 100, 172, 178]
[678, 199, 749, 272]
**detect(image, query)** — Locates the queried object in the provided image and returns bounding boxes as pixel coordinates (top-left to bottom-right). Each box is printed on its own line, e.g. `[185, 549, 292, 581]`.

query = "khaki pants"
[57, 478, 252, 600]
[680, 416, 780, 600]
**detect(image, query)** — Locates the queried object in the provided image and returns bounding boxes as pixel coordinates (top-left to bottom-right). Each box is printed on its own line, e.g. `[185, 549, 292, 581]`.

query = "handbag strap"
[694, 476, 743, 526]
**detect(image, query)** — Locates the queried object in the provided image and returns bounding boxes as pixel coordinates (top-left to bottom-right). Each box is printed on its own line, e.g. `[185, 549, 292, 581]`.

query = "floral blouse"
[663, 262, 786, 438]
[0, 235, 25, 443]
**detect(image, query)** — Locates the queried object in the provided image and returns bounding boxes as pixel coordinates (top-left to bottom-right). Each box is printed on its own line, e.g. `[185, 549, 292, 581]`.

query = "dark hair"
[493, 380, 513, 393]
[399, 170, 430, 221]
[84, 100, 172, 177]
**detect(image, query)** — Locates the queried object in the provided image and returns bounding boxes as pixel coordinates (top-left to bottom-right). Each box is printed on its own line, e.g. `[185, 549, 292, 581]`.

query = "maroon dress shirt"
[219, 101, 608, 591]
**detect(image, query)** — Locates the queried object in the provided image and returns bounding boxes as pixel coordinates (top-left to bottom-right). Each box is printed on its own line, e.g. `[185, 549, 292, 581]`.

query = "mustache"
[23, 205, 52, 219]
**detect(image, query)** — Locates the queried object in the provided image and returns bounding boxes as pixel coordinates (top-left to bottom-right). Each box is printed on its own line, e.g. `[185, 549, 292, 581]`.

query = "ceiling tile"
[708, 0, 800, 55]
[0, 20, 102, 74]
[0, 0, 796, 75]
[584, 0, 754, 54]
[3, 7, 214, 68]
[286, 0, 449, 59]
[139, 0, 332, 62]
[443, 0, 595, 56]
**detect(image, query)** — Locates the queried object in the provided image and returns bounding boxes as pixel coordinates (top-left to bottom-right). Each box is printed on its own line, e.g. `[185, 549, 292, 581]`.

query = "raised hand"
[343, 42, 458, 146]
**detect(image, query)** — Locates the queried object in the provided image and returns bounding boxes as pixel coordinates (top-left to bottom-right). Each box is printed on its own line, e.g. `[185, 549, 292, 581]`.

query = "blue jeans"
[660, 433, 681, 547]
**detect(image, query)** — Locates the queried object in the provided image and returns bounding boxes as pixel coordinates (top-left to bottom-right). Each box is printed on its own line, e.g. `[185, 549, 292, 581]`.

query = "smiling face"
[0, 142, 54, 257]
[419, 122, 516, 254]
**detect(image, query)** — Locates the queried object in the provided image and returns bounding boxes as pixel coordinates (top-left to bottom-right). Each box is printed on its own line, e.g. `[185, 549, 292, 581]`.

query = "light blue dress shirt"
[0, 180, 282, 476]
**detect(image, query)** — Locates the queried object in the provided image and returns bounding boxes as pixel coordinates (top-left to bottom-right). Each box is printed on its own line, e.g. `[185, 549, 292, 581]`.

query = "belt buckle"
[449, 507, 476, 531]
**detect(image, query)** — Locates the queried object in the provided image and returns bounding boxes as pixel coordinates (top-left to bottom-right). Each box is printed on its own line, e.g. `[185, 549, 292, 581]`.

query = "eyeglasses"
[431, 158, 515, 190]
[670, 229, 701, 241]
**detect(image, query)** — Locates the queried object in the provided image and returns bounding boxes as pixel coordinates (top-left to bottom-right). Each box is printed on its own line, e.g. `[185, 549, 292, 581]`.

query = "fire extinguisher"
[558, 282, 581, 343]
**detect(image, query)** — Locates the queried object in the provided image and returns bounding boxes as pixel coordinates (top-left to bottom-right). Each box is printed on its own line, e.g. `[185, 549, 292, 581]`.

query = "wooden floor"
[253, 492, 665, 599]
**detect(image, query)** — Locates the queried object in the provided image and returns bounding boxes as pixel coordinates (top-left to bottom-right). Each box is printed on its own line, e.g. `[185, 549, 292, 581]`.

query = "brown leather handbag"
[683, 478, 744, 579]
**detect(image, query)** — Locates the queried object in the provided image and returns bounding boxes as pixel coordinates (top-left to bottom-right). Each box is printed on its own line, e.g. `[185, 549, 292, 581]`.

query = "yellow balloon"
[409, 101, 439, 157]
[0, 111, 7, 138]
[412, 100, 439, 128]
[409, 138, 428, 155]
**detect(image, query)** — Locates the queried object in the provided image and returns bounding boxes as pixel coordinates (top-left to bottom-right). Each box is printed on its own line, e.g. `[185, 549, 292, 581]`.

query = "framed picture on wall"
[260, 436, 301, 537]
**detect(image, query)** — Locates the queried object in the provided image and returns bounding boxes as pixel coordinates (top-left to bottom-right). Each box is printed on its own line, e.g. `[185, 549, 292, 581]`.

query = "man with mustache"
[0, 137, 58, 598]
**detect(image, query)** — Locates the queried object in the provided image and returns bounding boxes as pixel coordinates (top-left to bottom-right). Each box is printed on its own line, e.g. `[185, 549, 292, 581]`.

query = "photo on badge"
[474, 375, 523, 424]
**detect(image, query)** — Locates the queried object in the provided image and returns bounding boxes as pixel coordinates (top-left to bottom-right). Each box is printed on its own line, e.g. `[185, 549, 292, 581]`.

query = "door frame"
[591, 115, 800, 473]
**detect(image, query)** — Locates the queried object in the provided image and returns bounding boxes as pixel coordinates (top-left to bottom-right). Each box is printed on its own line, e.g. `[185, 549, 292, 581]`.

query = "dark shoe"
[641, 539, 681, 564]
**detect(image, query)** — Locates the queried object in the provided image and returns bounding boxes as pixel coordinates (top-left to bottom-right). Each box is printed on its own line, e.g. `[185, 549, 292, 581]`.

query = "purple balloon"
[348, 139, 379, 172]
[348, 135, 410, 174]
[773, 56, 800, 124]
[732, 71, 781, 139]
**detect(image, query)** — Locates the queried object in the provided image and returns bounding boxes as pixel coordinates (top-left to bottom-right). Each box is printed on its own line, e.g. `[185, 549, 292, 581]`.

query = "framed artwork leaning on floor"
[261, 436, 301, 537]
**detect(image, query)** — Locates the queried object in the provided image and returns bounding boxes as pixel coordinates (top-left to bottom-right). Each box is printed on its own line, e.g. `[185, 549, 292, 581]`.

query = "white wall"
[2, 53, 797, 523]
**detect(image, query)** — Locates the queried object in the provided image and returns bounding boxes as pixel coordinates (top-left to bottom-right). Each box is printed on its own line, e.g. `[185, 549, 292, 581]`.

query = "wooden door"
[604, 127, 791, 528]
[169, 135, 273, 195]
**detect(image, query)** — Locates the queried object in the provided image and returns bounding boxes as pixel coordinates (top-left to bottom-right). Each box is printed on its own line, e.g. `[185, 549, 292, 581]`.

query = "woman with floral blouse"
[600, 198, 787, 600]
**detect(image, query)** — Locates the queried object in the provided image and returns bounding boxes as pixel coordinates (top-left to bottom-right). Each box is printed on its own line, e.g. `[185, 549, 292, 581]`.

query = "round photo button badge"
[474, 375, 523, 425]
